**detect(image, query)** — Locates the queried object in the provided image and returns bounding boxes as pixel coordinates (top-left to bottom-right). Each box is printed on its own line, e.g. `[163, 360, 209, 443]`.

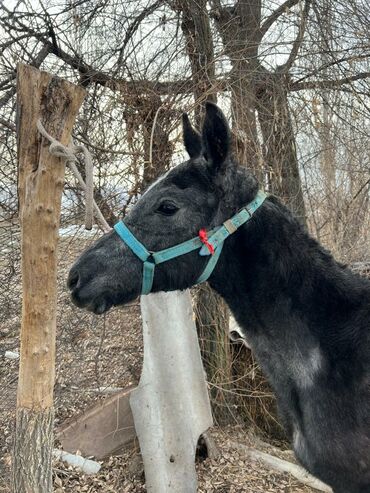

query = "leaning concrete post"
[130, 290, 213, 492]
[13, 64, 85, 492]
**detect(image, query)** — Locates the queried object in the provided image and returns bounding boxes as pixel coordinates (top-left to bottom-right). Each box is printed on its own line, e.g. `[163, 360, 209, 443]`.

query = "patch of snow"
[59, 224, 101, 238]
[4, 350, 19, 360]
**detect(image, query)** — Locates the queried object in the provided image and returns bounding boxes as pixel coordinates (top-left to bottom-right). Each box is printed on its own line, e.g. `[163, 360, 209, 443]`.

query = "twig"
[94, 314, 106, 390]
[149, 105, 163, 167]
[229, 441, 332, 492]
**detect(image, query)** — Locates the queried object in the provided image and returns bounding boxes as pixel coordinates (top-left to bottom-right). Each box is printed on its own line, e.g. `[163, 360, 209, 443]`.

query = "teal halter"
[114, 190, 267, 295]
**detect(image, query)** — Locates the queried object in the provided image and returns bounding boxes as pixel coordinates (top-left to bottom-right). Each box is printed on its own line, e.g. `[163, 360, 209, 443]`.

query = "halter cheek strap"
[114, 190, 267, 295]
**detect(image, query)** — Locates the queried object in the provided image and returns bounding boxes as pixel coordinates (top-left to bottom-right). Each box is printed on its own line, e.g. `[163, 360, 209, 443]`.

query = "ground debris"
[47, 428, 318, 492]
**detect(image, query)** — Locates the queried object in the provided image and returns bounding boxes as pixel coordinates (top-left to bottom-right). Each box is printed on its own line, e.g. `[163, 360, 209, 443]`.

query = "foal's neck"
[210, 196, 362, 354]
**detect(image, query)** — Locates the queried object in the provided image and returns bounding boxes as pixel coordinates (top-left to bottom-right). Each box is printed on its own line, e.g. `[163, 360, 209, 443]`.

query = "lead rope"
[37, 120, 111, 233]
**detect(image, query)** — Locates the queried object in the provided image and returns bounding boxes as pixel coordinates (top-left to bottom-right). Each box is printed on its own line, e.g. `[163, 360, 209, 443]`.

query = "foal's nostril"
[67, 270, 80, 290]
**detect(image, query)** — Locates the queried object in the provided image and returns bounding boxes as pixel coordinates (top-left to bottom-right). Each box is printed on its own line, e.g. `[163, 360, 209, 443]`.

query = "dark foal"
[68, 103, 370, 493]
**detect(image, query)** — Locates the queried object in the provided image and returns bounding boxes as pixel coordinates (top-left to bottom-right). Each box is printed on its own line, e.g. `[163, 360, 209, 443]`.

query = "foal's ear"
[202, 102, 230, 172]
[182, 113, 202, 158]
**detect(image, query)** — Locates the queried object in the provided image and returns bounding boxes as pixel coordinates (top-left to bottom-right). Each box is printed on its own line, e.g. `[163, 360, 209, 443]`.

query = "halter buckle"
[223, 219, 237, 234]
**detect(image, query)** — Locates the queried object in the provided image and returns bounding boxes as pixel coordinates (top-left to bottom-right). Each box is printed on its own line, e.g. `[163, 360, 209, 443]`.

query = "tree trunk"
[14, 63, 84, 493]
[230, 64, 260, 170]
[257, 76, 306, 224]
[140, 93, 174, 189]
[179, 0, 217, 122]
[318, 0, 337, 243]
[212, 3, 306, 434]
[213, 2, 262, 173]
[13, 409, 55, 492]
[178, 0, 233, 424]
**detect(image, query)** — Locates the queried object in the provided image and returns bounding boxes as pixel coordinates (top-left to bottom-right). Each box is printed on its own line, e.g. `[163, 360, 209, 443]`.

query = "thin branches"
[115, 0, 164, 70]
[290, 71, 370, 91]
[260, 0, 301, 39]
[278, 0, 312, 73]
[0, 117, 16, 132]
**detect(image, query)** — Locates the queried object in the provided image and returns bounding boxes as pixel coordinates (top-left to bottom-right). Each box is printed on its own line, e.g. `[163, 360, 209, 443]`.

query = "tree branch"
[115, 0, 164, 69]
[0, 33, 31, 51]
[260, 0, 301, 39]
[0, 117, 16, 132]
[293, 52, 370, 85]
[2, 3, 368, 100]
[229, 442, 332, 492]
[289, 72, 370, 91]
[0, 44, 50, 110]
[279, 0, 311, 73]
[1, 5, 198, 94]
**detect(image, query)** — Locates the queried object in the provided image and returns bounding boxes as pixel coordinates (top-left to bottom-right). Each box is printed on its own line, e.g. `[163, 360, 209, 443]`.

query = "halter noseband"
[114, 190, 267, 295]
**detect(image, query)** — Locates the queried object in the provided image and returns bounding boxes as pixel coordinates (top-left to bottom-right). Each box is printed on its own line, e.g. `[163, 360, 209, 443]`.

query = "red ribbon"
[199, 229, 215, 255]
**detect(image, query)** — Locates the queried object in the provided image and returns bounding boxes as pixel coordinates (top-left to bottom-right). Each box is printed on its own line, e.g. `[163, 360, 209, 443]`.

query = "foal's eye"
[156, 201, 179, 216]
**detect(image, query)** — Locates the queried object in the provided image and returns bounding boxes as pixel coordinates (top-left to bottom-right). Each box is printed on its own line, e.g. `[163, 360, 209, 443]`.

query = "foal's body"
[210, 196, 370, 492]
[69, 103, 370, 493]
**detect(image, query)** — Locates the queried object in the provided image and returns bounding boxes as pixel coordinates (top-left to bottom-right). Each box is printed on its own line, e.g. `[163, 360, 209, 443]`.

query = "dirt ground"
[1, 229, 318, 492]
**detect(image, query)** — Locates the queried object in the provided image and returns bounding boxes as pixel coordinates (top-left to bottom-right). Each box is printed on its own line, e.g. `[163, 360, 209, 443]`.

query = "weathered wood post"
[13, 63, 85, 492]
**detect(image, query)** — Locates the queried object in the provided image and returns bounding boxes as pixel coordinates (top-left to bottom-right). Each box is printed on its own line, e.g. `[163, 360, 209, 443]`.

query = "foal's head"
[68, 103, 258, 313]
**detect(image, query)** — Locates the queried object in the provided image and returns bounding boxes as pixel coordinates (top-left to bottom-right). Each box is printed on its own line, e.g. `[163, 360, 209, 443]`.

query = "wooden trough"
[57, 386, 137, 459]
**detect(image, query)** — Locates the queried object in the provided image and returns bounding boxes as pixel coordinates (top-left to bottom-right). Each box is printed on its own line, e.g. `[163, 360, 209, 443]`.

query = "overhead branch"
[293, 52, 370, 85]
[0, 33, 32, 51]
[260, 0, 301, 39]
[1, 5, 200, 94]
[2, 3, 368, 100]
[279, 0, 312, 73]
[289, 72, 370, 91]
[0, 44, 50, 110]
[115, 0, 164, 69]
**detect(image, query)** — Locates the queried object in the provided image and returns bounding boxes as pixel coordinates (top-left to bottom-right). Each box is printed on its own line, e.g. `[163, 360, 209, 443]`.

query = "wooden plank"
[56, 387, 137, 459]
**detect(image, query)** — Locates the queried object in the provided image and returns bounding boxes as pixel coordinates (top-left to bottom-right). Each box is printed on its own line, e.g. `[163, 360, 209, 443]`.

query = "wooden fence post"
[13, 64, 85, 493]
